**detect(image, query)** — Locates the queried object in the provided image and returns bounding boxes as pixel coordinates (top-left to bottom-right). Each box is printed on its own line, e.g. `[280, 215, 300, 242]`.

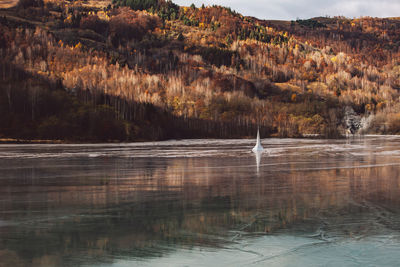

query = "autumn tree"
[80, 15, 109, 35]
[109, 8, 161, 46]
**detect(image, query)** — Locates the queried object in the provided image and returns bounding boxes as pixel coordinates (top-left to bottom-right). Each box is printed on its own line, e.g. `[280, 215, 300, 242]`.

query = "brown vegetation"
[0, 1, 399, 141]
[109, 7, 160, 44]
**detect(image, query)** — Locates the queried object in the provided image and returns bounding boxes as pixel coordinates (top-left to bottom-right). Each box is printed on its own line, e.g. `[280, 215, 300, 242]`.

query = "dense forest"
[0, 0, 399, 141]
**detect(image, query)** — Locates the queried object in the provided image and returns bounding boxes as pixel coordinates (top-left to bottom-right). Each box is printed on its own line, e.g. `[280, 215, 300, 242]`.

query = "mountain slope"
[1, 0, 399, 141]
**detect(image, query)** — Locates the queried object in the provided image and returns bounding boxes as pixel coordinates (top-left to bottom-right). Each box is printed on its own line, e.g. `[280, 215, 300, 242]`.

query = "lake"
[0, 136, 400, 266]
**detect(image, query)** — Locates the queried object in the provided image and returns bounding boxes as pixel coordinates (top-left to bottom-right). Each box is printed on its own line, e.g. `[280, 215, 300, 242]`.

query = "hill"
[1, 0, 399, 141]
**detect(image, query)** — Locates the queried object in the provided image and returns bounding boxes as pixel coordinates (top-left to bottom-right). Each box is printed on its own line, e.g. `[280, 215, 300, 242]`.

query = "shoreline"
[0, 134, 394, 145]
[0, 136, 322, 144]
[0, 138, 66, 144]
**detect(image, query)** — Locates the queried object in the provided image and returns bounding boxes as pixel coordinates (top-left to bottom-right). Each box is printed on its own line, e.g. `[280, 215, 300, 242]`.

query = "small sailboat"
[252, 128, 264, 153]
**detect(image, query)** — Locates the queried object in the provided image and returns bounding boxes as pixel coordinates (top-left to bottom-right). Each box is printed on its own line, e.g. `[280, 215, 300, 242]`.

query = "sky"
[173, 0, 400, 20]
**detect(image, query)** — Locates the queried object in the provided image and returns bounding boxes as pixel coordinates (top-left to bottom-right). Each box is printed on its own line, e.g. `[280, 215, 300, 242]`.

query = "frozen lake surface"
[0, 136, 400, 266]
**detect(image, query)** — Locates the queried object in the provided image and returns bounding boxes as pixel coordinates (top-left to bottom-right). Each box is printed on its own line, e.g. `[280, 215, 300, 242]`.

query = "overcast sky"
[173, 0, 400, 20]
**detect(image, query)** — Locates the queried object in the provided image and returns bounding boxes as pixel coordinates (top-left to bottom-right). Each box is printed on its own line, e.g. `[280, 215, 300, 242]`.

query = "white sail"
[252, 129, 264, 152]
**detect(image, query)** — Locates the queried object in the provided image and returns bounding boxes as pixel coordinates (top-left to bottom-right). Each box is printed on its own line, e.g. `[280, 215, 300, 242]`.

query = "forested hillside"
[1, 0, 399, 141]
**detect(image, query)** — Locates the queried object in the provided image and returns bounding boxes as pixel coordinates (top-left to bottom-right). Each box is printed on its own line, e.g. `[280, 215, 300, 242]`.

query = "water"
[0, 136, 400, 266]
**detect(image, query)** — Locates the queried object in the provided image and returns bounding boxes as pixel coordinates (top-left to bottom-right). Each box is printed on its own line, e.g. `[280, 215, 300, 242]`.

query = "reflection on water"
[255, 150, 262, 174]
[0, 137, 400, 266]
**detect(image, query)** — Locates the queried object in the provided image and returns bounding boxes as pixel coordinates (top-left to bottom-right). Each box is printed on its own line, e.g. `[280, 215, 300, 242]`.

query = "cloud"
[173, 0, 400, 20]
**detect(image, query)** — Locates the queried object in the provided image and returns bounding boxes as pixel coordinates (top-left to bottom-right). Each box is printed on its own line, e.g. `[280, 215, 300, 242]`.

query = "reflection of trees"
[1, 153, 400, 266]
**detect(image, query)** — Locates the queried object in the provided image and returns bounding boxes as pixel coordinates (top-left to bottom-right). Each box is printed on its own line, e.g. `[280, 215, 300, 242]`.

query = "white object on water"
[252, 129, 264, 152]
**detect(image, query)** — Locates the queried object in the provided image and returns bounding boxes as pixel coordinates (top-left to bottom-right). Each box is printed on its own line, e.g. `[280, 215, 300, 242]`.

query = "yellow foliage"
[172, 96, 182, 111]
[266, 27, 273, 33]
[365, 103, 374, 111]
[98, 11, 110, 21]
[376, 102, 386, 110]
[74, 42, 82, 50]
[331, 56, 337, 62]
[64, 15, 72, 24]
